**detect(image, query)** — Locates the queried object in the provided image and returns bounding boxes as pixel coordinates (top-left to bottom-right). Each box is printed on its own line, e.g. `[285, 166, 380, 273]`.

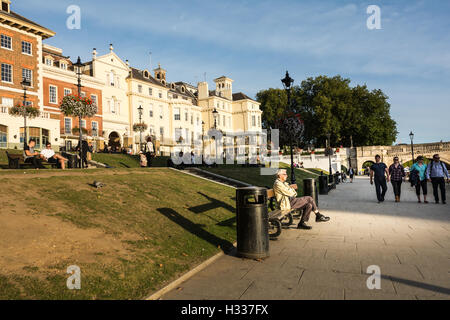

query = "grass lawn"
[0, 168, 236, 299]
[203, 163, 317, 197]
[92, 153, 169, 168]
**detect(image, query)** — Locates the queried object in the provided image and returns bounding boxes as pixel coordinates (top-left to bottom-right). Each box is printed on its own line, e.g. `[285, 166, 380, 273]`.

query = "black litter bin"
[236, 187, 269, 259]
[319, 175, 328, 195]
[303, 178, 319, 206]
[62, 152, 78, 169]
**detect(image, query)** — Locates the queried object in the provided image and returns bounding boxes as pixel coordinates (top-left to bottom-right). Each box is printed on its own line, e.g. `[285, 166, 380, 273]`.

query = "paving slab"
[160, 176, 450, 300]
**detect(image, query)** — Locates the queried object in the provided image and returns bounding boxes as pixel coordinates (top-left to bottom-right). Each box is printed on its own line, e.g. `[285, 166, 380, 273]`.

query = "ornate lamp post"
[409, 131, 415, 164]
[21, 78, 31, 150]
[138, 105, 143, 151]
[281, 71, 296, 185]
[73, 56, 84, 168]
[212, 108, 219, 130]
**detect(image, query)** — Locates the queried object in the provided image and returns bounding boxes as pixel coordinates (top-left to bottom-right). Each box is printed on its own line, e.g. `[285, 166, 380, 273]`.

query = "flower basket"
[133, 123, 148, 133]
[60, 95, 96, 118]
[72, 127, 88, 135]
[8, 103, 40, 118]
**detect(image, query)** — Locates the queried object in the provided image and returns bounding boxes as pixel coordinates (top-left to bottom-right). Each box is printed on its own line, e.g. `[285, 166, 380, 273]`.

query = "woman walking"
[410, 156, 428, 203]
[348, 167, 355, 183]
[389, 157, 406, 202]
[145, 137, 155, 168]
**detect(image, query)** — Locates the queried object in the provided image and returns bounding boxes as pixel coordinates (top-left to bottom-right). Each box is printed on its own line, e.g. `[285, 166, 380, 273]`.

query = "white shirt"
[41, 148, 55, 159]
[146, 142, 154, 153]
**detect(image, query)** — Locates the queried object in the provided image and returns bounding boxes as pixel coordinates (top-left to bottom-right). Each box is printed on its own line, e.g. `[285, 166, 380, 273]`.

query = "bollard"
[236, 187, 269, 259]
[304, 178, 319, 206]
[319, 175, 328, 195]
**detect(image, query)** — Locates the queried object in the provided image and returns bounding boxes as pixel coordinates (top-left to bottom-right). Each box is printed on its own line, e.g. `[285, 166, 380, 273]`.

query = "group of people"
[24, 139, 68, 170]
[370, 154, 449, 204]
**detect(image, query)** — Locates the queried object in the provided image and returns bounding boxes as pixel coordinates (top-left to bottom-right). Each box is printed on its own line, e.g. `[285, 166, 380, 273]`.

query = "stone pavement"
[162, 176, 450, 300]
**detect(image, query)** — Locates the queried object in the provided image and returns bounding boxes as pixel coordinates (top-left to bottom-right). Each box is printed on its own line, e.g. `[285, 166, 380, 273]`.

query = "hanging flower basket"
[60, 94, 96, 118]
[72, 127, 88, 135]
[8, 103, 40, 118]
[133, 123, 148, 133]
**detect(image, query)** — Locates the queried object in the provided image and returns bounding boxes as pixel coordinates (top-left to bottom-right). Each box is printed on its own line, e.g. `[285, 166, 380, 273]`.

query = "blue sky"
[13, 0, 450, 144]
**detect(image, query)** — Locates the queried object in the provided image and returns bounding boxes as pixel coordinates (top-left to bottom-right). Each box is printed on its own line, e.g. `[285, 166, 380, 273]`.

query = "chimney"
[198, 82, 209, 100]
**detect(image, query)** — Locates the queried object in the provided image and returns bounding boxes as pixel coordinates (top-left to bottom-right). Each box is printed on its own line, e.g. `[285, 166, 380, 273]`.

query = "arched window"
[109, 71, 115, 86]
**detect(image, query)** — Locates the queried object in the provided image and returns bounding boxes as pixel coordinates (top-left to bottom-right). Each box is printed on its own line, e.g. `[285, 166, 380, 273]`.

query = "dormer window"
[2, 1, 10, 13]
[144, 70, 149, 78]
[45, 57, 53, 66]
[181, 86, 185, 93]
[60, 61, 67, 70]
[171, 83, 175, 90]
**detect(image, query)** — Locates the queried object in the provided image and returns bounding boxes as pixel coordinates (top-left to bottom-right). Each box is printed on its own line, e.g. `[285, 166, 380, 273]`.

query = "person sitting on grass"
[23, 139, 44, 169]
[273, 169, 330, 230]
[40, 142, 68, 170]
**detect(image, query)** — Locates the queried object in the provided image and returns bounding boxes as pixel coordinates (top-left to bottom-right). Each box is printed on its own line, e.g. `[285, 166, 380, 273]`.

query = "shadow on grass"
[188, 192, 236, 215]
[157, 208, 235, 255]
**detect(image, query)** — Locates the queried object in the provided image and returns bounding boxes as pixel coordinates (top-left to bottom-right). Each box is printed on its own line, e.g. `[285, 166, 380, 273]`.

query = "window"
[175, 128, 183, 144]
[149, 88, 153, 96]
[45, 58, 53, 66]
[24, 101, 32, 107]
[258, 115, 261, 127]
[2, 97, 13, 107]
[92, 121, 98, 137]
[223, 115, 226, 127]
[91, 95, 97, 107]
[22, 41, 32, 55]
[252, 115, 256, 127]
[174, 108, 181, 121]
[22, 68, 32, 85]
[80, 91, 86, 98]
[110, 99, 116, 114]
[1, 34, 12, 49]
[49, 85, 57, 103]
[64, 118, 72, 134]
[109, 71, 115, 86]
[1, 63, 12, 83]
[191, 114, 193, 125]
[160, 127, 164, 139]
[150, 125, 155, 135]
[60, 62, 67, 70]
[81, 120, 86, 128]
[0, 125, 7, 148]
[184, 110, 188, 122]
[158, 91, 163, 99]
[159, 106, 163, 119]
[138, 85, 142, 93]
[196, 116, 200, 126]
[149, 104, 153, 117]
[64, 88, 72, 96]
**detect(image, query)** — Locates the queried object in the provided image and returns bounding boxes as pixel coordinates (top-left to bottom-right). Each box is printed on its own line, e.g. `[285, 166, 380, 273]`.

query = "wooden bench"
[266, 188, 298, 239]
[6, 151, 58, 169]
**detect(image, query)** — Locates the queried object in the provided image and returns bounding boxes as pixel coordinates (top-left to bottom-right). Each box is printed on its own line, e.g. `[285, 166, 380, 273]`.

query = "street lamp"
[201, 121, 205, 164]
[138, 105, 143, 151]
[73, 56, 84, 168]
[327, 133, 332, 175]
[281, 71, 296, 185]
[21, 78, 31, 150]
[212, 108, 219, 130]
[409, 131, 415, 164]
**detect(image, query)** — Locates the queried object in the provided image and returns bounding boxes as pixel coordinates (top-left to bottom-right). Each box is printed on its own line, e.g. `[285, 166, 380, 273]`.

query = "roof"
[0, 10, 55, 39]
[232, 92, 258, 102]
[128, 68, 167, 89]
[209, 90, 231, 101]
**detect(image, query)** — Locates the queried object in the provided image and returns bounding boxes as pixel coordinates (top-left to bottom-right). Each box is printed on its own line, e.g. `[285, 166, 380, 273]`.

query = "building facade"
[0, 0, 59, 150]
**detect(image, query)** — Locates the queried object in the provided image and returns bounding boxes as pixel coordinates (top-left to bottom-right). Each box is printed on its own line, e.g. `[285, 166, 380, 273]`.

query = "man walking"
[370, 155, 390, 203]
[273, 169, 330, 230]
[426, 154, 449, 204]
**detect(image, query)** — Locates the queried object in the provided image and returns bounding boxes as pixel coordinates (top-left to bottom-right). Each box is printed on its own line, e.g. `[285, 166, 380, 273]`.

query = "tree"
[256, 75, 398, 148]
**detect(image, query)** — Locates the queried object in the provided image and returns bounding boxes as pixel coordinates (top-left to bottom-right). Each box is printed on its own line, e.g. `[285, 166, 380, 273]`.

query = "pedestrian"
[370, 155, 390, 203]
[76, 139, 89, 168]
[144, 136, 154, 168]
[410, 156, 428, 203]
[348, 166, 355, 183]
[389, 157, 406, 202]
[273, 169, 330, 230]
[426, 154, 449, 204]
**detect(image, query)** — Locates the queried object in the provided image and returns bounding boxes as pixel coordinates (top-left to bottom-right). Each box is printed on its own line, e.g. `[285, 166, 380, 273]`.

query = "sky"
[12, 0, 450, 144]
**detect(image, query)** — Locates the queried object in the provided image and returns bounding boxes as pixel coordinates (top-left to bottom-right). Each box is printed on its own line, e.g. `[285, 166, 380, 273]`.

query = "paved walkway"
[162, 176, 450, 300]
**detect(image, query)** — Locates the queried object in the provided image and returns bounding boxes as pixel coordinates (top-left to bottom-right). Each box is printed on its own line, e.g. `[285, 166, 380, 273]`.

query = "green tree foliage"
[256, 75, 398, 148]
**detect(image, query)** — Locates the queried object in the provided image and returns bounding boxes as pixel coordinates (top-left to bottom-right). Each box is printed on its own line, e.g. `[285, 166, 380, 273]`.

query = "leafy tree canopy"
[256, 75, 398, 148]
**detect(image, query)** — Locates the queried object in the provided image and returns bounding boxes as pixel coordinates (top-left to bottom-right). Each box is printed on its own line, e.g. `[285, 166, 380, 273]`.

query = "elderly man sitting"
[274, 169, 330, 230]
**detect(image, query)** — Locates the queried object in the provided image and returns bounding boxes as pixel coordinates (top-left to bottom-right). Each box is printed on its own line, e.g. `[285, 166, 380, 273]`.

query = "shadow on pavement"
[383, 275, 450, 295]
